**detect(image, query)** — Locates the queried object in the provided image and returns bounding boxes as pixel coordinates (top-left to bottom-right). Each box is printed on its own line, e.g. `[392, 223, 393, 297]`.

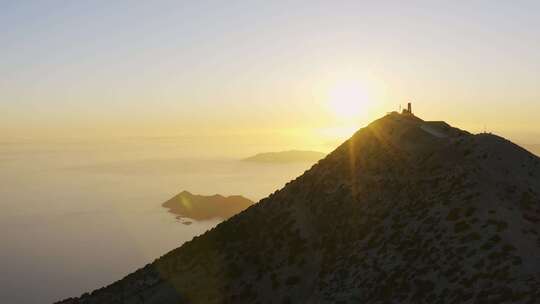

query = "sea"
[0, 138, 315, 303]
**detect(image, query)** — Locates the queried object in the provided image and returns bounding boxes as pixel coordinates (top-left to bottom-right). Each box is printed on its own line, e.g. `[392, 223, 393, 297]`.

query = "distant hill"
[524, 144, 540, 157]
[162, 191, 253, 222]
[242, 150, 326, 163]
[59, 112, 540, 303]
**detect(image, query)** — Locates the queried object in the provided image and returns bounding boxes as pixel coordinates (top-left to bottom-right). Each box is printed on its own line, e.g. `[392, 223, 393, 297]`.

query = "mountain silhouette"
[57, 112, 540, 303]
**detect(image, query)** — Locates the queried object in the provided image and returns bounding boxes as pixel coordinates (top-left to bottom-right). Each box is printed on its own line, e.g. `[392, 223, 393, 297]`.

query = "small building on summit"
[387, 102, 415, 116]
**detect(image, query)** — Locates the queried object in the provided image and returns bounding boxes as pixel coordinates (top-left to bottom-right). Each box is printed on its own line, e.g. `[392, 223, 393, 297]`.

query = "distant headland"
[242, 150, 326, 163]
[524, 144, 540, 157]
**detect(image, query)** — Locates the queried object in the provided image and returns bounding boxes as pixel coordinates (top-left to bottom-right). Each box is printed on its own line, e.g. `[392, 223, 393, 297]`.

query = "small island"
[162, 191, 253, 223]
[242, 150, 326, 163]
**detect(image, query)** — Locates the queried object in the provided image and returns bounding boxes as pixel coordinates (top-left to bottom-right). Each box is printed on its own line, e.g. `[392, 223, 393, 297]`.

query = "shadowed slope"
[58, 113, 540, 304]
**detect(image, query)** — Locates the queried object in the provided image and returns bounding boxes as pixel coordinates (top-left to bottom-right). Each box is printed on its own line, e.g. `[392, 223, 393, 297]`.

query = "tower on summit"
[402, 102, 413, 115]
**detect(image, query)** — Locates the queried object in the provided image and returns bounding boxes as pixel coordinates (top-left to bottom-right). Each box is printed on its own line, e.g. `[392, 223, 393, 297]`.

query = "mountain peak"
[367, 111, 467, 139]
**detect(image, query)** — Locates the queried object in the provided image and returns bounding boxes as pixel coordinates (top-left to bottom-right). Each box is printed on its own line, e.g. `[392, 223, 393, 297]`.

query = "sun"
[327, 81, 371, 120]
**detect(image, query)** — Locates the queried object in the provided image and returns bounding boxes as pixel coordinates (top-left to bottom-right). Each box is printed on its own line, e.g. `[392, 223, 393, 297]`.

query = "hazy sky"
[2, 1, 539, 146]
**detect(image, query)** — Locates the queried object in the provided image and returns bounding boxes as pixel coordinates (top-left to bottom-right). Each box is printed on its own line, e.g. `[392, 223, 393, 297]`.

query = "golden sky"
[2, 1, 539, 148]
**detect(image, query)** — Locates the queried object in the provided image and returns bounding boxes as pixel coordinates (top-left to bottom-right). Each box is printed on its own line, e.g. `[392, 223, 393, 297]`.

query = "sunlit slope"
[58, 113, 540, 304]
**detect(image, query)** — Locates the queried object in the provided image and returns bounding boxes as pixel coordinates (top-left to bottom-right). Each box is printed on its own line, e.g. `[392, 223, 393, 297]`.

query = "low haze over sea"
[0, 137, 318, 303]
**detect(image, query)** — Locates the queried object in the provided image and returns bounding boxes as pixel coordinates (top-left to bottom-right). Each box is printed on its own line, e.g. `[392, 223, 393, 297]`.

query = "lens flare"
[328, 82, 371, 119]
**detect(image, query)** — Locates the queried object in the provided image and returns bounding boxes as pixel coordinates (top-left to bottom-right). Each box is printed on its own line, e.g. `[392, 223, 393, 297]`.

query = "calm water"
[0, 139, 313, 303]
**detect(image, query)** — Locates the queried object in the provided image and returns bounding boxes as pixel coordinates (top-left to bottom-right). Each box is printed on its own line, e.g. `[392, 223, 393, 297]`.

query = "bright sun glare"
[328, 82, 371, 119]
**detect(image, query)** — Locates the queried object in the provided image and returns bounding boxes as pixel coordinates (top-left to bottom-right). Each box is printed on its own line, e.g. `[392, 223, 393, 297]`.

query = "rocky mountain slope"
[57, 112, 540, 303]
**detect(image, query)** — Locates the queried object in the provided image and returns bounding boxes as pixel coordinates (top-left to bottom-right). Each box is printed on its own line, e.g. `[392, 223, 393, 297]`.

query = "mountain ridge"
[58, 113, 540, 304]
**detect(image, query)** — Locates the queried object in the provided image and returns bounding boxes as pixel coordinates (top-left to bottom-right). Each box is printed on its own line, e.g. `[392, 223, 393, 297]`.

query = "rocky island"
[162, 191, 253, 223]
